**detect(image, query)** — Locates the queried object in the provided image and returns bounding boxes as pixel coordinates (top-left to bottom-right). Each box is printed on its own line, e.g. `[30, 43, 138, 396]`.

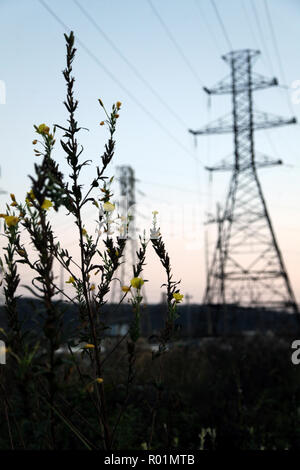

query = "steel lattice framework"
[189, 49, 298, 314]
[118, 165, 137, 293]
[111, 165, 147, 303]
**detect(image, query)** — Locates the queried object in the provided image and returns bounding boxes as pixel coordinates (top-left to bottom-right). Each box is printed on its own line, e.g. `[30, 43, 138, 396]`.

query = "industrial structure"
[111, 165, 147, 303]
[189, 49, 298, 319]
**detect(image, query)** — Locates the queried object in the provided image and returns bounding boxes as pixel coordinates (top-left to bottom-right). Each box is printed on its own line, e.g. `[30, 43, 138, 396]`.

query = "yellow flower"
[82, 228, 87, 237]
[41, 199, 53, 210]
[2, 215, 20, 227]
[10, 194, 17, 207]
[121, 286, 130, 293]
[152, 210, 158, 215]
[116, 101, 122, 109]
[90, 284, 96, 291]
[130, 277, 144, 289]
[103, 201, 115, 212]
[173, 292, 184, 303]
[83, 343, 95, 349]
[27, 189, 35, 200]
[36, 123, 50, 135]
[66, 276, 75, 284]
[25, 189, 35, 206]
[10, 193, 18, 207]
[100, 121, 105, 126]
[95, 377, 104, 384]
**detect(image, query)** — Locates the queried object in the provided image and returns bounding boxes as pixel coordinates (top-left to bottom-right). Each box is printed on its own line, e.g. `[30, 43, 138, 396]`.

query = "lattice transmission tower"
[189, 49, 298, 314]
[111, 165, 147, 303]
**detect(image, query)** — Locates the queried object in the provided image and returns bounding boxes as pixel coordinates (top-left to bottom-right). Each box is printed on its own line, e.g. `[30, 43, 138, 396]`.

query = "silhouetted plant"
[0, 31, 183, 450]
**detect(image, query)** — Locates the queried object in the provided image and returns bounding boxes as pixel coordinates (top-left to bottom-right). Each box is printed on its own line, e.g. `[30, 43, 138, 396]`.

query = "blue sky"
[0, 0, 300, 304]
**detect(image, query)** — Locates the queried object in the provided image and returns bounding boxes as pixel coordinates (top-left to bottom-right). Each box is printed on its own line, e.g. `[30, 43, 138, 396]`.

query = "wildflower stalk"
[151, 233, 182, 354]
[148, 229, 183, 448]
[0, 213, 22, 354]
[57, 31, 121, 449]
[110, 236, 148, 448]
[21, 140, 64, 449]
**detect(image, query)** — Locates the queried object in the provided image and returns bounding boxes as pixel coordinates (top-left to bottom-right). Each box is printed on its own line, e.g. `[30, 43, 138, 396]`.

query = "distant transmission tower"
[111, 165, 147, 303]
[190, 49, 298, 315]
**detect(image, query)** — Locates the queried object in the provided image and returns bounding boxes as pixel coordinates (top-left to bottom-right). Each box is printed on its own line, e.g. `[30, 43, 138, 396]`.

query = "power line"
[240, 0, 297, 165]
[263, 0, 287, 85]
[207, 0, 290, 165]
[262, 129, 280, 158]
[241, 0, 261, 51]
[145, 0, 208, 256]
[73, 0, 189, 129]
[147, 0, 205, 88]
[145, 0, 208, 230]
[193, 0, 223, 55]
[263, 0, 295, 117]
[241, 0, 277, 85]
[38, 0, 198, 162]
[249, 0, 275, 76]
[249, 0, 297, 159]
[247, 0, 292, 158]
[207, 2, 283, 184]
[210, 0, 233, 51]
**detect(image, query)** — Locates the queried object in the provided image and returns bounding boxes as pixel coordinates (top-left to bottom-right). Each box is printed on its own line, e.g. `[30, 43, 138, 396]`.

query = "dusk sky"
[0, 0, 300, 304]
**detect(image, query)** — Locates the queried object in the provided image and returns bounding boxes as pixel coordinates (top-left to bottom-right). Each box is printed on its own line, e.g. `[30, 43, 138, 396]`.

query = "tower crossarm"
[252, 111, 297, 131]
[205, 154, 283, 173]
[189, 113, 232, 135]
[204, 73, 278, 96]
[204, 213, 232, 225]
[189, 112, 296, 136]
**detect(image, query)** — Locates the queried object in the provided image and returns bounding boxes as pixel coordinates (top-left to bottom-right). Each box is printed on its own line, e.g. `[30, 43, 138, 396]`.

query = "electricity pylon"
[118, 165, 137, 295]
[111, 165, 147, 303]
[190, 49, 298, 315]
